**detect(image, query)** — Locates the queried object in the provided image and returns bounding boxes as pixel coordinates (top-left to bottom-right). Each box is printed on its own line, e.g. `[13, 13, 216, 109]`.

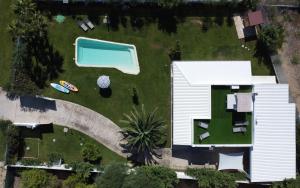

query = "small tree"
[123, 168, 164, 188]
[258, 25, 285, 53]
[186, 168, 237, 188]
[20, 169, 58, 188]
[168, 40, 181, 61]
[81, 143, 102, 163]
[68, 161, 94, 180]
[6, 125, 20, 164]
[139, 166, 179, 188]
[95, 163, 128, 188]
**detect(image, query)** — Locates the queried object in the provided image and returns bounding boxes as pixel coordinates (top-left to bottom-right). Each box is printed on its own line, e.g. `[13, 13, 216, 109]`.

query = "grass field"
[21, 125, 126, 164]
[0, 0, 273, 147]
[194, 86, 252, 144]
[23, 138, 39, 158]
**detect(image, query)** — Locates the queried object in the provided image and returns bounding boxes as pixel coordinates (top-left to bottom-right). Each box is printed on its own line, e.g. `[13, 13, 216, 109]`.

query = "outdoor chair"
[84, 19, 95, 29]
[233, 127, 247, 133]
[199, 132, 210, 141]
[77, 21, 88, 31]
[198, 122, 209, 129]
[234, 121, 249, 126]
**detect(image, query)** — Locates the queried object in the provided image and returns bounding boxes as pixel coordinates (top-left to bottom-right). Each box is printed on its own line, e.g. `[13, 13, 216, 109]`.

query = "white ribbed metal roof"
[173, 61, 252, 85]
[172, 63, 211, 145]
[251, 84, 296, 182]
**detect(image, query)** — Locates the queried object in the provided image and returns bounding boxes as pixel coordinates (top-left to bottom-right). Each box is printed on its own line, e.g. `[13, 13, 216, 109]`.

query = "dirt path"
[277, 12, 300, 111]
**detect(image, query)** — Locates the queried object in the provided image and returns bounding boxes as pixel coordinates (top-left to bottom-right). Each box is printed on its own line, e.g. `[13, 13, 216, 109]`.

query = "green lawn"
[23, 138, 39, 158]
[194, 86, 252, 144]
[21, 125, 126, 164]
[0, 0, 273, 148]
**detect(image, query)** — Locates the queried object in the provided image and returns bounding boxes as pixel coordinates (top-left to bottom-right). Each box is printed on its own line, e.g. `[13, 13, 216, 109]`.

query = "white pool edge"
[74, 37, 140, 75]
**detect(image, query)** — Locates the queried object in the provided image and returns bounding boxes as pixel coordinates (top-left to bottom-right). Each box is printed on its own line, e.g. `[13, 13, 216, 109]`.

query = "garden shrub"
[6, 125, 20, 164]
[81, 143, 102, 163]
[20, 169, 58, 188]
[186, 168, 237, 188]
[20, 158, 42, 166]
[47, 152, 63, 166]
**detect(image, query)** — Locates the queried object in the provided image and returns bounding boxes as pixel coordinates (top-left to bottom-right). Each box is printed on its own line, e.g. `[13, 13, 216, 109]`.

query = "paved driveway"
[0, 89, 126, 157]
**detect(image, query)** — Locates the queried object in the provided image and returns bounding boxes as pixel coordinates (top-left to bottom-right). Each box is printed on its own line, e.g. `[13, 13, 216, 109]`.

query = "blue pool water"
[75, 37, 140, 75]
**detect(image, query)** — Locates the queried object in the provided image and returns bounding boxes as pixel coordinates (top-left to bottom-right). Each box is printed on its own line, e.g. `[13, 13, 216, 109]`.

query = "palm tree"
[8, 0, 48, 42]
[121, 105, 166, 164]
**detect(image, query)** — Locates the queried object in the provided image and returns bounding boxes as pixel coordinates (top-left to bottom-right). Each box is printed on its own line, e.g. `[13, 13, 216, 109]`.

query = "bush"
[291, 55, 299, 64]
[95, 163, 128, 188]
[68, 161, 94, 180]
[47, 152, 63, 166]
[81, 143, 102, 163]
[168, 40, 181, 61]
[158, 0, 182, 8]
[6, 125, 20, 164]
[20, 158, 42, 166]
[272, 176, 300, 188]
[20, 169, 58, 188]
[186, 168, 237, 188]
[63, 174, 84, 188]
[123, 166, 178, 188]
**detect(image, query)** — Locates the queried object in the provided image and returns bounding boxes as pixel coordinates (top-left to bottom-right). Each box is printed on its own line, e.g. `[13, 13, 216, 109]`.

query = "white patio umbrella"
[97, 75, 110, 89]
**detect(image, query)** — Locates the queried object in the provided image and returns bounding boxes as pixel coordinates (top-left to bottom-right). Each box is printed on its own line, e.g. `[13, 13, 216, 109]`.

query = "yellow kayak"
[59, 80, 78, 92]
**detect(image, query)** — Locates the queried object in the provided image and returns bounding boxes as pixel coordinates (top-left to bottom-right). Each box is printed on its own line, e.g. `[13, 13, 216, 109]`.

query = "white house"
[171, 61, 296, 183]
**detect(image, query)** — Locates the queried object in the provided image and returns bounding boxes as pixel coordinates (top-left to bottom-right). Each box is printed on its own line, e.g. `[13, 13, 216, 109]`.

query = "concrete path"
[0, 89, 126, 158]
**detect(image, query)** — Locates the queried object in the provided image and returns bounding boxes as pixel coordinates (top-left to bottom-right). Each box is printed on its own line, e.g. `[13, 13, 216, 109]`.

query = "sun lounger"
[84, 19, 95, 29]
[233, 127, 247, 133]
[234, 121, 249, 126]
[199, 132, 210, 140]
[198, 122, 209, 129]
[77, 21, 88, 31]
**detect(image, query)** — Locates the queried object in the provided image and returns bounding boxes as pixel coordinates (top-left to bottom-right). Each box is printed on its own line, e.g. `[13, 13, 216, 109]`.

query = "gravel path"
[0, 88, 127, 158]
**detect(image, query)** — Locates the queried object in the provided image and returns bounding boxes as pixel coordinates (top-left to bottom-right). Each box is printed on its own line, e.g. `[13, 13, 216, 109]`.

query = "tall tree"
[186, 168, 237, 188]
[121, 105, 166, 164]
[8, 0, 48, 42]
[20, 169, 58, 188]
[257, 25, 284, 53]
[95, 163, 128, 188]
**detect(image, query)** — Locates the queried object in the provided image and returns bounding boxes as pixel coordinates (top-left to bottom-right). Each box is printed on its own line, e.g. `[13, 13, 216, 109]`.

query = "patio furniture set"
[77, 19, 95, 31]
[227, 92, 252, 133]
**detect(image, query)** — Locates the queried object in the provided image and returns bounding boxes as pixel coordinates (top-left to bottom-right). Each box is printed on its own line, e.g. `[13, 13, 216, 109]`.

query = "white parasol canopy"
[218, 152, 244, 171]
[97, 75, 110, 89]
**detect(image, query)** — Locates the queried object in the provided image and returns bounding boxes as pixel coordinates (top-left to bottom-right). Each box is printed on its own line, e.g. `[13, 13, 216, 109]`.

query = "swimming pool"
[75, 37, 140, 75]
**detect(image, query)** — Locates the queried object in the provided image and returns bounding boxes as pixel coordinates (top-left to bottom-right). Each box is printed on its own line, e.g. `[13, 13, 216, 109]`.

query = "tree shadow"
[157, 11, 178, 34]
[99, 88, 112, 98]
[27, 33, 64, 89]
[19, 95, 57, 112]
[130, 15, 144, 31]
[132, 88, 139, 105]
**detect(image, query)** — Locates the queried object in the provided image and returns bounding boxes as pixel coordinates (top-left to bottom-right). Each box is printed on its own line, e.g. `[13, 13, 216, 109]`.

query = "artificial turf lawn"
[194, 86, 252, 144]
[0, 1, 273, 148]
[21, 125, 126, 164]
[23, 138, 39, 158]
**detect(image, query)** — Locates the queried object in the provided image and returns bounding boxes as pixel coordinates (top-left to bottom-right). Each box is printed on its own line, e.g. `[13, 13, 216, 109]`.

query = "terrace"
[193, 86, 252, 145]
